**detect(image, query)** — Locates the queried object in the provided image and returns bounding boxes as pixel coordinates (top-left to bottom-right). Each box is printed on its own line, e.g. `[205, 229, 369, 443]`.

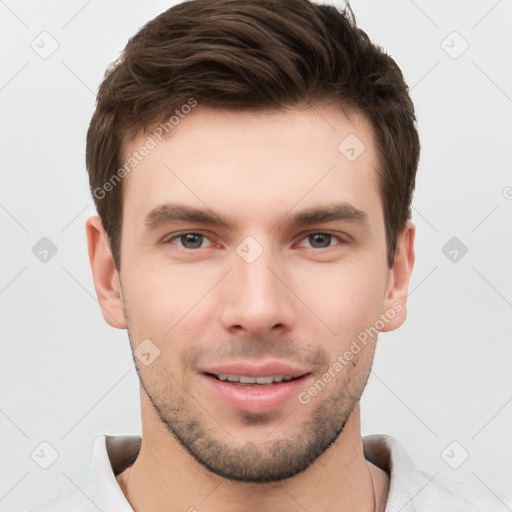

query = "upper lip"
[199, 361, 311, 378]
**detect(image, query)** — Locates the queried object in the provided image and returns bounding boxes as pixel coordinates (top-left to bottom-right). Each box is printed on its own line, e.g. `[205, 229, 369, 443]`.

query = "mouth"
[204, 372, 303, 386]
[198, 363, 312, 414]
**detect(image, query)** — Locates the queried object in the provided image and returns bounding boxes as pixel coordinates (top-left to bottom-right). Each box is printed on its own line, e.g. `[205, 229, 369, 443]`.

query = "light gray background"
[1, 0, 511, 510]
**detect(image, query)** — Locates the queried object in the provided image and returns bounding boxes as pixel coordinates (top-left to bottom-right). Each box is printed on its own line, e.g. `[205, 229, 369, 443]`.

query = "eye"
[297, 232, 343, 249]
[165, 232, 214, 250]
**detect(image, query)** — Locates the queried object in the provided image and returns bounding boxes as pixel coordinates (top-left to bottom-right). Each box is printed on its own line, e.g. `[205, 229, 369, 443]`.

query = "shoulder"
[399, 466, 512, 511]
[414, 471, 512, 511]
[27, 434, 137, 512]
[363, 434, 512, 511]
[27, 488, 97, 512]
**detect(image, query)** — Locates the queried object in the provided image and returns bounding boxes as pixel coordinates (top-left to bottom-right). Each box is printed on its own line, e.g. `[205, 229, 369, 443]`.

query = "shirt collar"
[82, 433, 417, 511]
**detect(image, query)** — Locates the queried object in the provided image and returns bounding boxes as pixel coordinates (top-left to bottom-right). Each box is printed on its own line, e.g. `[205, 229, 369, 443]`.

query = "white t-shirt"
[29, 434, 512, 511]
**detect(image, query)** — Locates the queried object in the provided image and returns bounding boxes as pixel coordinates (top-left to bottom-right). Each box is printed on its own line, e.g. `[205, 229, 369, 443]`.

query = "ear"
[380, 221, 415, 332]
[86, 215, 127, 329]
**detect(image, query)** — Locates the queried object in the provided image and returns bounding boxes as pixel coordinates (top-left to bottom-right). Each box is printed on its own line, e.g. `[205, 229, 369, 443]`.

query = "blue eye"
[168, 233, 212, 249]
[164, 231, 343, 251]
[299, 232, 341, 249]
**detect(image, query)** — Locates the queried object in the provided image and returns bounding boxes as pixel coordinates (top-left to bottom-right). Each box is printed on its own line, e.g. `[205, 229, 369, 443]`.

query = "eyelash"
[164, 231, 345, 250]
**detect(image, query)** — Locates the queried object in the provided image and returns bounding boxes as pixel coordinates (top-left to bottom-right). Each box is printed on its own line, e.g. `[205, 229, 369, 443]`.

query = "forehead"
[121, 105, 382, 229]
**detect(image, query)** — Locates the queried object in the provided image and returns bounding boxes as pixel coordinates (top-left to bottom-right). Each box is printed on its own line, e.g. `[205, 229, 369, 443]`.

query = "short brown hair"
[86, 0, 420, 270]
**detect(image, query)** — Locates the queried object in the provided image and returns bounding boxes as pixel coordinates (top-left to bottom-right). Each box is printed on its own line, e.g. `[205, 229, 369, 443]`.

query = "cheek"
[288, 259, 387, 341]
[122, 261, 222, 343]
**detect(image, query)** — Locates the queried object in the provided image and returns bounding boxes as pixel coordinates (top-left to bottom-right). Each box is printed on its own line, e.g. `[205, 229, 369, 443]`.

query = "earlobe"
[85, 216, 127, 329]
[380, 221, 415, 332]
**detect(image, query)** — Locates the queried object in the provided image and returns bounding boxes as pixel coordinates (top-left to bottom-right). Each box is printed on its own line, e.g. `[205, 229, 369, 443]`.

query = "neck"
[118, 395, 386, 512]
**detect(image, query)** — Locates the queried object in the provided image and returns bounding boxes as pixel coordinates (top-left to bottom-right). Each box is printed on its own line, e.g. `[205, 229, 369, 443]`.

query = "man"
[30, 0, 511, 510]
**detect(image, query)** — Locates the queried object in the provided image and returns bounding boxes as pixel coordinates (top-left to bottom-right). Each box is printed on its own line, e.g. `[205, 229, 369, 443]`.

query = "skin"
[87, 104, 415, 512]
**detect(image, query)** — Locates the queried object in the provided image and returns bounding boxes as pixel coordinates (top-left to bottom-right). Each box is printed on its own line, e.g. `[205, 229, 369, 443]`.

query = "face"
[105, 105, 408, 482]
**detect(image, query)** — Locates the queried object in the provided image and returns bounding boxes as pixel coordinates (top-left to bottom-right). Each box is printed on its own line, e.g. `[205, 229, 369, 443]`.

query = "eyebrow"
[143, 202, 368, 230]
[281, 203, 367, 226]
[144, 203, 229, 228]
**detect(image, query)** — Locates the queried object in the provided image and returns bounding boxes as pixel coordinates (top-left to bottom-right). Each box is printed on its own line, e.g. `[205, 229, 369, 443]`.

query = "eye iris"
[181, 233, 203, 249]
[310, 233, 331, 248]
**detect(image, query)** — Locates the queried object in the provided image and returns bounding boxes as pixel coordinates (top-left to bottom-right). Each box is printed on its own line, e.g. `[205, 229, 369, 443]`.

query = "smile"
[200, 371, 311, 413]
[209, 373, 296, 385]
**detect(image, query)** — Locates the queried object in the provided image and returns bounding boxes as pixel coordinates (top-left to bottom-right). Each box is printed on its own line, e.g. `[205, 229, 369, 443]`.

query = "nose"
[219, 245, 296, 337]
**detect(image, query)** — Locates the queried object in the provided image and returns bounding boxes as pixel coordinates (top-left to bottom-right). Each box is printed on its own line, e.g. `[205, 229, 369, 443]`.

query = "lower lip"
[200, 373, 310, 414]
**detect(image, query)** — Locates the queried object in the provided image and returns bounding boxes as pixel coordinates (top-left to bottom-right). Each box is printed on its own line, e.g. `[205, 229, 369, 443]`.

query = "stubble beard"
[130, 333, 374, 483]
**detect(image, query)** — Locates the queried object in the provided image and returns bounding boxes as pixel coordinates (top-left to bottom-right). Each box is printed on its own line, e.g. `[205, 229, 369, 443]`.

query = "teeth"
[214, 374, 295, 384]
[256, 376, 274, 384]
